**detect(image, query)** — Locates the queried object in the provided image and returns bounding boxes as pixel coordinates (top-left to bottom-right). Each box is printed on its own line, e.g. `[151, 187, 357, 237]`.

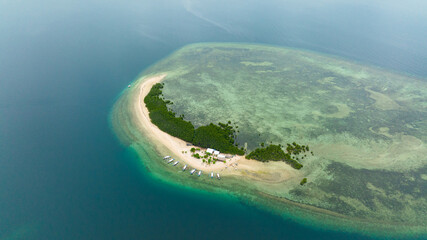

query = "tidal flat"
[111, 43, 427, 237]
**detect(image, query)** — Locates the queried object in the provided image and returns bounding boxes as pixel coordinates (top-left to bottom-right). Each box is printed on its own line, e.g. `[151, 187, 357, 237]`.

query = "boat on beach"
[210, 172, 214, 178]
[167, 158, 174, 164]
[182, 165, 187, 171]
[173, 161, 179, 166]
[163, 156, 171, 160]
[217, 173, 221, 180]
[190, 169, 196, 175]
[198, 170, 202, 176]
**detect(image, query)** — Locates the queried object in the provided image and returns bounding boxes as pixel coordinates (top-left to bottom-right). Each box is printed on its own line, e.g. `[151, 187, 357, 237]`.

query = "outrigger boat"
[190, 169, 196, 175]
[173, 161, 179, 166]
[163, 156, 171, 160]
[182, 165, 187, 171]
[210, 172, 214, 178]
[198, 170, 202, 177]
[167, 158, 174, 164]
[216, 173, 221, 180]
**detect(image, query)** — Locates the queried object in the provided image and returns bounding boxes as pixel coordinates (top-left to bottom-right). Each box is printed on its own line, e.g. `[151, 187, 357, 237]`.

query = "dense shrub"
[246, 145, 285, 162]
[149, 109, 195, 142]
[246, 144, 303, 169]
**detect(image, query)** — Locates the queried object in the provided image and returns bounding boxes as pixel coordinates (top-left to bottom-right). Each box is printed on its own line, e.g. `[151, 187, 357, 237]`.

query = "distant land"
[111, 43, 427, 237]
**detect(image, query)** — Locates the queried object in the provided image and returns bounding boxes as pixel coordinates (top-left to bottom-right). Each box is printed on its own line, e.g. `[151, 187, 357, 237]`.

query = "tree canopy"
[193, 123, 244, 155]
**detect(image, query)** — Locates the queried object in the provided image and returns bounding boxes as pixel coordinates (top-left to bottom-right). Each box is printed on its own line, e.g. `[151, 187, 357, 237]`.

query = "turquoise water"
[1, 1, 426, 239]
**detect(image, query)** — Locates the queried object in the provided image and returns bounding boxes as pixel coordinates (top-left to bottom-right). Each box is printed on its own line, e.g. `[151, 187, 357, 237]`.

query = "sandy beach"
[129, 73, 300, 182]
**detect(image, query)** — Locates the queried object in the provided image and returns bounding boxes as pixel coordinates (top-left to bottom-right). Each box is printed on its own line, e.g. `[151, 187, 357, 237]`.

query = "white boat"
[182, 165, 187, 171]
[167, 158, 174, 164]
[173, 161, 179, 166]
[210, 172, 214, 178]
[163, 156, 171, 160]
[190, 169, 196, 175]
[198, 170, 202, 176]
[217, 173, 221, 180]
[128, 84, 131, 88]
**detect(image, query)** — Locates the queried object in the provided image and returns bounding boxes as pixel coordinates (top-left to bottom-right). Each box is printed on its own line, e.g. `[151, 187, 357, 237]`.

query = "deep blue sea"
[1, 1, 426, 239]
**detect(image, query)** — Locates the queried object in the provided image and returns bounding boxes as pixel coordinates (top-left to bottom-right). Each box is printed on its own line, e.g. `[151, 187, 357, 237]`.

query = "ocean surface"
[1, 1, 426, 239]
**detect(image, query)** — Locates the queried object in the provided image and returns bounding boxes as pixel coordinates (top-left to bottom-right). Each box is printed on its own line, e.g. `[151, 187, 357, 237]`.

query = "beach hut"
[213, 150, 220, 156]
[206, 148, 214, 154]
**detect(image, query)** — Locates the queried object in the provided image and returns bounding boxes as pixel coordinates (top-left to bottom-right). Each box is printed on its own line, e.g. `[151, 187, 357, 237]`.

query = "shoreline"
[131, 73, 301, 182]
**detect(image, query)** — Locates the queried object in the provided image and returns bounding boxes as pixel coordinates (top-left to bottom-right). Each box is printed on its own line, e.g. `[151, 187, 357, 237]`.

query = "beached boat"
[198, 170, 202, 176]
[190, 169, 196, 175]
[217, 173, 221, 180]
[210, 172, 214, 178]
[182, 165, 187, 171]
[167, 158, 174, 164]
[173, 161, 179, 166]
[163, 156, 171, 160]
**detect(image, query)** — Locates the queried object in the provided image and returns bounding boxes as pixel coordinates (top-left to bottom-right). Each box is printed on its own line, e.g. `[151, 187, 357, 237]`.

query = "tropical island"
[111, 43, 427, 237]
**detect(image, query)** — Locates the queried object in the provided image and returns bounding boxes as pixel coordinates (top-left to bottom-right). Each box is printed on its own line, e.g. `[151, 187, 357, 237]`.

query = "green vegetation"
[144, 83, 243, 155]
[246, 144, 304, 169]
[286, 142, 310, 156]
[300, 178, 308, 185]
[246, 145, 286, 162]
